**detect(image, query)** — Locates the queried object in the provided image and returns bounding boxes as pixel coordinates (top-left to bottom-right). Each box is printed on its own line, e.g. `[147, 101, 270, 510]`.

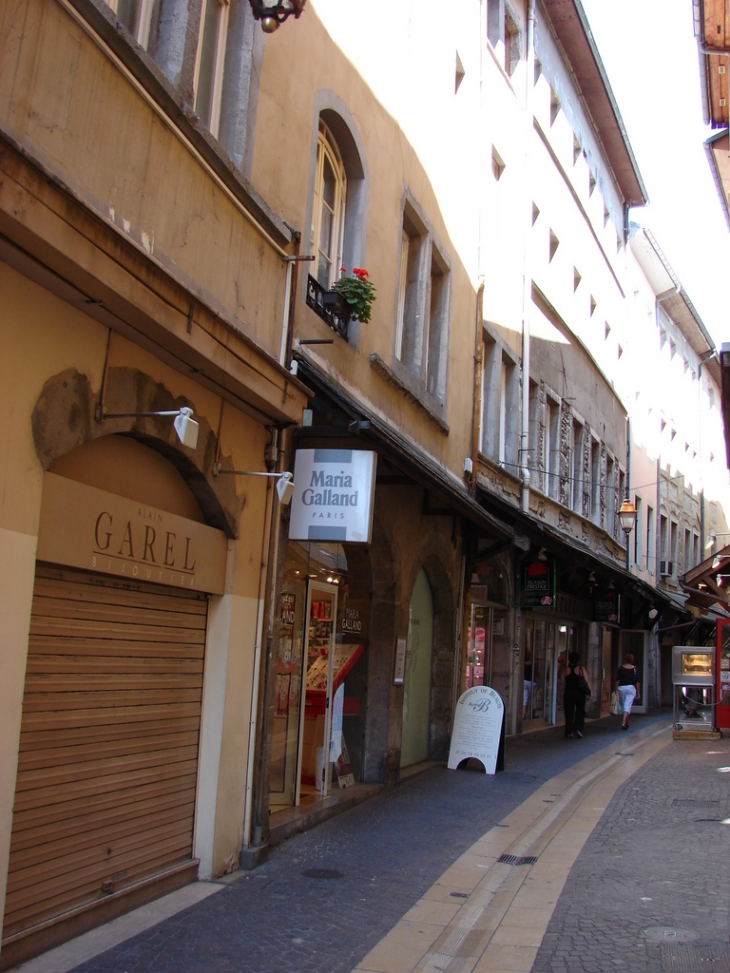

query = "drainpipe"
[471, 282, 485, 496]
[519, 0, 535, 512]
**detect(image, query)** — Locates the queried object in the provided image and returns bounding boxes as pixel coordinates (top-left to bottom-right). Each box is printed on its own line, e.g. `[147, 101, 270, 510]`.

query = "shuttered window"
[3, 565, 208, 942]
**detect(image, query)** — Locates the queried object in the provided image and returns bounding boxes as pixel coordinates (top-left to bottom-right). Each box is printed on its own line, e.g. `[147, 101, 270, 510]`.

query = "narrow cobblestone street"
[18, 713, 730, 973]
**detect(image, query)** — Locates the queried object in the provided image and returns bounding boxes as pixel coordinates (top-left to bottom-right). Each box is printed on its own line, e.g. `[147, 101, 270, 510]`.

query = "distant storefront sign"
[521, 558, 555, 608]
[289, 449, 377, 543]
[594, 589, 620, 623]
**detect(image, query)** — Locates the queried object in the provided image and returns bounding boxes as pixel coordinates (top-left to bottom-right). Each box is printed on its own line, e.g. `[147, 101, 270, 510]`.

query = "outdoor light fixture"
[706, 531, 730, 550]
[247, 0, 306, 33]
[618, 497, 637, 534]
[98, 407, 199, 449]
[537, 548, 548, 561]
[212, 463, 295, 505]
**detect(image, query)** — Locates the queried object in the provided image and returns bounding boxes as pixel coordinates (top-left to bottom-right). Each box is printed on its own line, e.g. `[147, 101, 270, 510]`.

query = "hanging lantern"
[248, 0, 307, 32]
[618, 497, 637, 534]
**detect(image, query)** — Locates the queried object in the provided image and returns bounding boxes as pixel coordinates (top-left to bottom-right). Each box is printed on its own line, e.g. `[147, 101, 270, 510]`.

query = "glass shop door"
[465, 603, 493, 689]
[295, 581, 338, 803]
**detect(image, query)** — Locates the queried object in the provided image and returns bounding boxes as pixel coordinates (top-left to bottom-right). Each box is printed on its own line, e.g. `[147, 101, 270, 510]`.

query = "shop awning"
[293, 360, 514, 544]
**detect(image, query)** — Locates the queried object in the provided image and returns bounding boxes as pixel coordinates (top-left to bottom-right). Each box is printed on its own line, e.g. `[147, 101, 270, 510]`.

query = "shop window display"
[270, 541, 368, 810]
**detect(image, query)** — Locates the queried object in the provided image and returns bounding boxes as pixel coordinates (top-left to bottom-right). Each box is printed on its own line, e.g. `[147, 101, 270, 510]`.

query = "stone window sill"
[369, 354, 449, 434]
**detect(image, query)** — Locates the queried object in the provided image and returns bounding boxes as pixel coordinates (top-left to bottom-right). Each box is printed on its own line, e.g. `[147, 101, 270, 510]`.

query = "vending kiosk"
[672, 645, 715, 732]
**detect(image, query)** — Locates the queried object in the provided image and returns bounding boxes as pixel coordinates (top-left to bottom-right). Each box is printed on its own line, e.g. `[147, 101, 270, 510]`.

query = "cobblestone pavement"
[58, 714, 666, 973]
[531, 733, 730, 973]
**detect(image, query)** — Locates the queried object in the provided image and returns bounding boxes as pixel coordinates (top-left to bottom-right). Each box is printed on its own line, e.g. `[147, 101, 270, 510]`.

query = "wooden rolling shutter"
[3, 565, 208, 941]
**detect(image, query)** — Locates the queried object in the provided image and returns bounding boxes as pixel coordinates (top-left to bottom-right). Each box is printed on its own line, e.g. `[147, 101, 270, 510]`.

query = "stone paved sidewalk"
[14, 717, 684, 973]
[531, 734, 730, 973]
[46, 714, 663, 973]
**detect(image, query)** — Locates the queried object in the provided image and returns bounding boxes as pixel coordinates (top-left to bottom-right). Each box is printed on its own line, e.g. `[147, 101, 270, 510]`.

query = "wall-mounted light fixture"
[537, 548, 548, 561]
[706, 530, 730, 550]
[248, 0, 306, 33]
[98, 407, 199, 449]
[212, 463, 295, 505]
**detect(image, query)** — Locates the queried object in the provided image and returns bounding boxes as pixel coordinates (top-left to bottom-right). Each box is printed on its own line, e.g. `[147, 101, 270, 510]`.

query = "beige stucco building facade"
[2, 0, 729, 966]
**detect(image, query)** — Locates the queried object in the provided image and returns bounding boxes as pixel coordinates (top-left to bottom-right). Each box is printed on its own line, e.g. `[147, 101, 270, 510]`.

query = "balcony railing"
[306, 274, 349, 339]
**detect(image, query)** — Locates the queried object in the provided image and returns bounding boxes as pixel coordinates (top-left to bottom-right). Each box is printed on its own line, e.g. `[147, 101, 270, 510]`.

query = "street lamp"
[248, 0, 307, 32]
[618, 497, 637, 535]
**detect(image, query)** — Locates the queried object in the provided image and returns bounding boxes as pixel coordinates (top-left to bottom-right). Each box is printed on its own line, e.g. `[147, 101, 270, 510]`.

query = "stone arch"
[303, 91, 370, 347]
[419, 550, 457, 761]
[31, 366, 241, 536]
[362, 509, 399, 783]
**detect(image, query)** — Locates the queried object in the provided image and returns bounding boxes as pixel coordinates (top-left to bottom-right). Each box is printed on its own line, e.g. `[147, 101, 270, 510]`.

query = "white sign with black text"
[289, 449, 377, 544]
[447, 686, 504, 774]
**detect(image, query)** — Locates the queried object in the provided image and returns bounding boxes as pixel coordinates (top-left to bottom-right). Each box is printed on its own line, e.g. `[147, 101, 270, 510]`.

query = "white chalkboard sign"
[447, 686, 504, 774]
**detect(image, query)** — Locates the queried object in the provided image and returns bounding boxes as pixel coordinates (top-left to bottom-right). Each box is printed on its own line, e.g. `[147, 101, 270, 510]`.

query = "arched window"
[311, 120, 347, 289]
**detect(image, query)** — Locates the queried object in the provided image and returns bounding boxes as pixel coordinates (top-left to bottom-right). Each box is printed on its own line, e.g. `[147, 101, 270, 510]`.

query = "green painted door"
[401, 568, 433, 767]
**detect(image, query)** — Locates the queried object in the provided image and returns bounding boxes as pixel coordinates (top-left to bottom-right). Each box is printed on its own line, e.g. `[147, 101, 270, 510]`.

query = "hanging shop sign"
[447, 685, 504, 774]
[594, 588, 620, 624]
[36, 472, 228, 593]
[521, 559, 555, 608]
[289, 449, 377, 543]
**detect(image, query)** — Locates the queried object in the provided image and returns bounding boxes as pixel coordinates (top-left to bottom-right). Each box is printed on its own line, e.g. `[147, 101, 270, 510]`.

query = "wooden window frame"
[193, 0, 231, 139]
[310, 120, 347, 290]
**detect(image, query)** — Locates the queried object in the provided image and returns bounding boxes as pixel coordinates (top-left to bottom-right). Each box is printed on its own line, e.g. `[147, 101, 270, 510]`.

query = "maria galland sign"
[289, 449, 377, 543]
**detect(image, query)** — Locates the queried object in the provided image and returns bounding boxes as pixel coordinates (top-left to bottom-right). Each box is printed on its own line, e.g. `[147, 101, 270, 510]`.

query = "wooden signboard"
[447, 686, 504, 774]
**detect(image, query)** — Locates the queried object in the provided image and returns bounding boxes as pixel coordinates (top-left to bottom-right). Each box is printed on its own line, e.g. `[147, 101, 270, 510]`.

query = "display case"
[672, 645, 715, 732]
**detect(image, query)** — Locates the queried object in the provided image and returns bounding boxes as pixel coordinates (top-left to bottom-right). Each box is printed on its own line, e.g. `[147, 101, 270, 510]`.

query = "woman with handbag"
[561, 651, 592, 739]
[615, 653, 640, 730]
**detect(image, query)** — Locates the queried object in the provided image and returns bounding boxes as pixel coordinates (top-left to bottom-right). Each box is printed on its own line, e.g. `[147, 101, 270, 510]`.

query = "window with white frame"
[480, 338, 518, 468]
[616, 470, 625, 540]
[646, 505, 654, 572]
[590, 437, 601, 524]
[106, 0, 156, 47]
[634, 496, 642, 568]
[606, 454, 615, 533]
[545, 395, 559, 499]
[395, 199, 451, 404]
[311, 120, 347, 290]
[487, 0, 522, 76]
[571, 418, 584, 514]
[194, 0, 230, 138]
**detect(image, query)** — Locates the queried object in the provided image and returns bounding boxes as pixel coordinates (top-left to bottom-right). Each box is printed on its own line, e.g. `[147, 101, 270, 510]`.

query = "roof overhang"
[541, 0, 648, 206]
[629, 227, 719, 379]
[695, 0, 730, 127]
[682, 541, 730, 610]
[704, 130, 730, 231]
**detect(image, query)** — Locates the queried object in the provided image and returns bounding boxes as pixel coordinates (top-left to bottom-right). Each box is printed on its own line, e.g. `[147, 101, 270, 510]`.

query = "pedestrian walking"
[561, 651, 591, 739]
[615, 653, 640, 730]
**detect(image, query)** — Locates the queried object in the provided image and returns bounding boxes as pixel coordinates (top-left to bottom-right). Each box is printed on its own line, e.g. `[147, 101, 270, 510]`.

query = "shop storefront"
[270, 540, 369, 808]
[3, 444, 228, 955]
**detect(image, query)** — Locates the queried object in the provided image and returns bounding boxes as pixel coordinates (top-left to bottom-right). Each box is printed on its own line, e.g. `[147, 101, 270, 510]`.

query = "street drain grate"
[671, 799, 720, 808]
[496, 854, 538, 866]
[301, 868, 344, 879]
[661, 945, 730, 972]
[643, 927, 699, 944]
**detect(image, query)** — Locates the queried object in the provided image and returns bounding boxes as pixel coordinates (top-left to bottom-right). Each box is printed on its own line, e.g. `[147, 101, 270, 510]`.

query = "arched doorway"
[3, 435, 228, 946]
[401, 568, 434, 767]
